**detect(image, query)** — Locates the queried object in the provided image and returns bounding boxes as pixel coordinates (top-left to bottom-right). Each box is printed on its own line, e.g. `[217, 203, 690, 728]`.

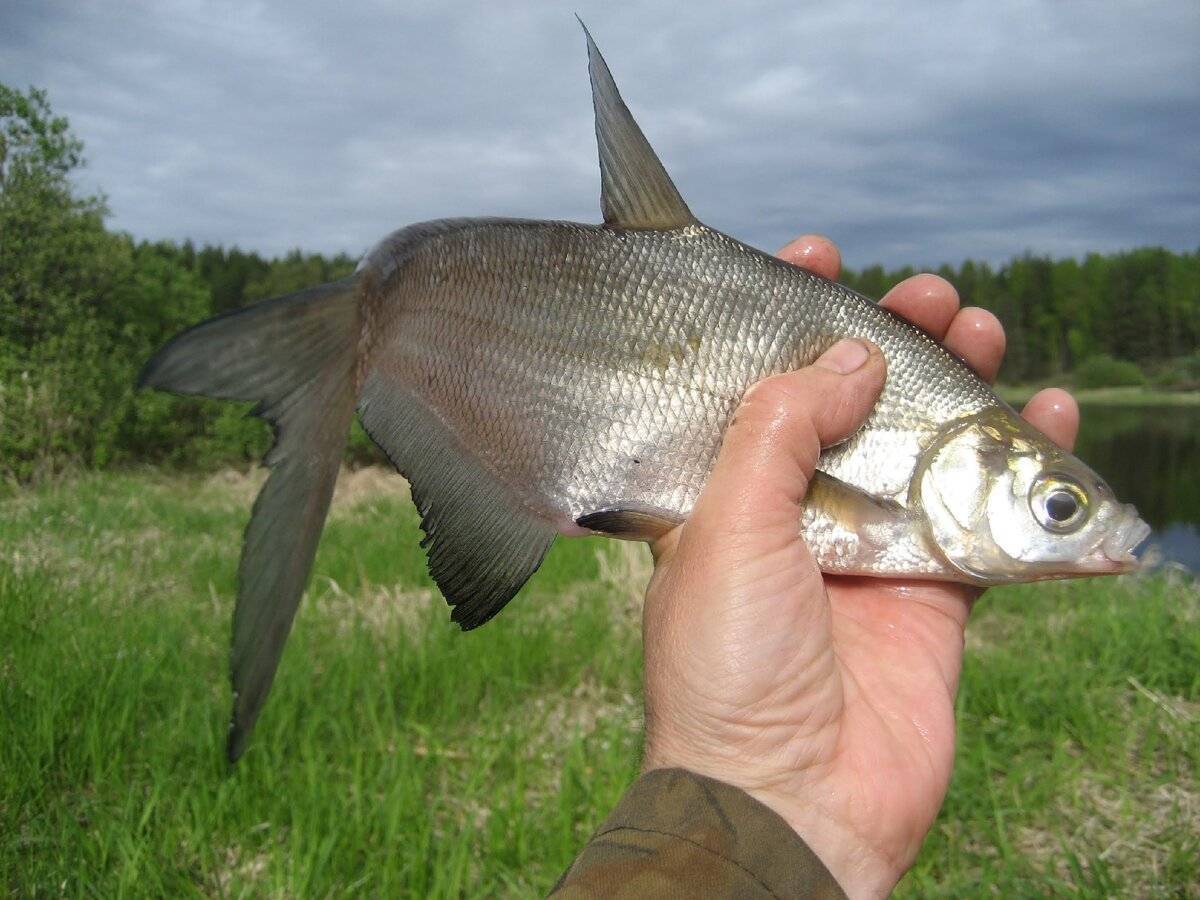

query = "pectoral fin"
[579, 19, 695, 230]
[806, 470, 909, 527]
[801, 471, 937, 577]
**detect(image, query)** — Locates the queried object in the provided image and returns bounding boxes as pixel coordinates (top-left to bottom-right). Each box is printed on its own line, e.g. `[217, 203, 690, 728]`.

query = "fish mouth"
[1092, 503, 1152, 573]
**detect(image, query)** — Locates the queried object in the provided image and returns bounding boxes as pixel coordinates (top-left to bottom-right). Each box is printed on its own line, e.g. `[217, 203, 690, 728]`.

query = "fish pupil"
[1045, 491, 1078, 522]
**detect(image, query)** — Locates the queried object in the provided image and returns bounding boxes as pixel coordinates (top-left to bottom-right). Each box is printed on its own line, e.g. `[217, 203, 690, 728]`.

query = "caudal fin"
[140, 277, 361, 761]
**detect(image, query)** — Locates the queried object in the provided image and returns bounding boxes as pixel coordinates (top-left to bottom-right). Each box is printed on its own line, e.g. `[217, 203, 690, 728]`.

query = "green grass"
[2, 470, 1197, 897]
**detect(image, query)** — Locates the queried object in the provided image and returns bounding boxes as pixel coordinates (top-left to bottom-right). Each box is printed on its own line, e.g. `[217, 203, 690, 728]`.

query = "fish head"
[913, 408, 1150, 584]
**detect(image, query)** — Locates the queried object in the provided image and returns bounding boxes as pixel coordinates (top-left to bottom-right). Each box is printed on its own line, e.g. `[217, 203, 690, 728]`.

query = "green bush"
[1073, 355, 1146, 389]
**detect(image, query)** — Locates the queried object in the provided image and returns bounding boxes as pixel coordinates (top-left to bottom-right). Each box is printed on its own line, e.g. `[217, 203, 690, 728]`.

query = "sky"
[4, 0, 1199, 269]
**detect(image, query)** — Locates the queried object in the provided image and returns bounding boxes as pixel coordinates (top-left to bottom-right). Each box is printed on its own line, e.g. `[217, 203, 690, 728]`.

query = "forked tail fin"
[140, 276, 361, 761]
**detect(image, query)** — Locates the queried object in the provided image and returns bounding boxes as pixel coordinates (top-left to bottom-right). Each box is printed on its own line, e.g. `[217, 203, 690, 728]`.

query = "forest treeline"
[2, 84, 1198, 482]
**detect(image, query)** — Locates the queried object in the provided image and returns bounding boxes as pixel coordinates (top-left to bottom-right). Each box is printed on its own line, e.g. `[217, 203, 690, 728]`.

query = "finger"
[879, 274, 960, 340]
[692, 339, 887, 538]
[1021, 388, 1079, 451]
[943, 307, 1006, 383]
[775, 234, 841, 280]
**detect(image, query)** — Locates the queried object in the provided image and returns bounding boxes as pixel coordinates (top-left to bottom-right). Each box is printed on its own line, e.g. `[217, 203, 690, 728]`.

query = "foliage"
[0, 84, 83, 179]
[2, 84, 121, 479]
[1073, 354, 1147, 390]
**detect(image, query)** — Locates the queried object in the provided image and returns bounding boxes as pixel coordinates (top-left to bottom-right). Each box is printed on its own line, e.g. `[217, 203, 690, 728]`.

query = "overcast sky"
[4, 0, 1198, 269]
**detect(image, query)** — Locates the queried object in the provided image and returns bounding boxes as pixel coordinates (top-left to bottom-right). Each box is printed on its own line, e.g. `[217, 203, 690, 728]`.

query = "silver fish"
[141, 24, 1150, 759]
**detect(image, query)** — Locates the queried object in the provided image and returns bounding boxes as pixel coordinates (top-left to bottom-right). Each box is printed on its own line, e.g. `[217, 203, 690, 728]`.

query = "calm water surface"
[1073, 404, 1200, 573]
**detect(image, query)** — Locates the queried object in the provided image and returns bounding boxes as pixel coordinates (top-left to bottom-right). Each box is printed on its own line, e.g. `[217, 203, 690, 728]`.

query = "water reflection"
[1073, 404, 1200, 572]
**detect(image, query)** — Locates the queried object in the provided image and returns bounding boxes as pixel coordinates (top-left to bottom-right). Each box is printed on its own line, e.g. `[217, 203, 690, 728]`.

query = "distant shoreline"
[996, 385, 1200, 407]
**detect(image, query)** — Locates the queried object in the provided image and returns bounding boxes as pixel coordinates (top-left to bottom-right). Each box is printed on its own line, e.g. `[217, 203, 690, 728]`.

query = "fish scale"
[141, 23, 1149, 760]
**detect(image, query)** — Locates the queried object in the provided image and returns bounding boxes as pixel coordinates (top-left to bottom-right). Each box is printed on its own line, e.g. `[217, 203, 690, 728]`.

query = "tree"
[0, 84, 83, 183]
[1, 85, 115, 478]
[0, 84, 220, 478]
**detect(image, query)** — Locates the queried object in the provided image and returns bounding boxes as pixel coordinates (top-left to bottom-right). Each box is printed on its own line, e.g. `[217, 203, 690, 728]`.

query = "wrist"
[741, 787, 902, 899]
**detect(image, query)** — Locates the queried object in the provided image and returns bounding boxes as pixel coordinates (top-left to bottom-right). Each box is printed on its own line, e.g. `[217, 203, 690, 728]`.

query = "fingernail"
[815, 339, 870, 374]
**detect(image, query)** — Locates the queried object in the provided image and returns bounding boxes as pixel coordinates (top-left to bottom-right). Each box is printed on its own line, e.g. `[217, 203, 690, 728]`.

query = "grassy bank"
[2, 470, 1197, 896]
[997, 384, 1200, 407]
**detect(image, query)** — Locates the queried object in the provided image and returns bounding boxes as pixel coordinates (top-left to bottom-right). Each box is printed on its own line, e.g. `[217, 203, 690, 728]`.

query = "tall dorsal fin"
[579, 20, 695, 230]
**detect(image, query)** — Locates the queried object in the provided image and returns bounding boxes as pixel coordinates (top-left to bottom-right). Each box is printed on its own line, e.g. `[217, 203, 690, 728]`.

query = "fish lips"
[1083, 503, 1153, 574]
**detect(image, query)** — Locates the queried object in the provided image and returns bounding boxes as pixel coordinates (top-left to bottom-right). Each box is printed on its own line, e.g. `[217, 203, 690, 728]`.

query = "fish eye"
[1030, 476, 1089, 533]
[1045, 490, 1078, 522]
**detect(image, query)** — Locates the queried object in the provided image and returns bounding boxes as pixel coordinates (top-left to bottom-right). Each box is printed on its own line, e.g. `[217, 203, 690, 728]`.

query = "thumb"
[689, 339, 886, 541]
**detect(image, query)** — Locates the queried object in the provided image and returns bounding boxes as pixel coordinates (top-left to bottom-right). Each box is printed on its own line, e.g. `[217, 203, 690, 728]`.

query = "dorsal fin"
[579, 19, 694, 230]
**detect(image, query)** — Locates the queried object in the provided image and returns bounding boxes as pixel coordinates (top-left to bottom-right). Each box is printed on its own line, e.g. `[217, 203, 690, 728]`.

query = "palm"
[820, 578, 974, 865]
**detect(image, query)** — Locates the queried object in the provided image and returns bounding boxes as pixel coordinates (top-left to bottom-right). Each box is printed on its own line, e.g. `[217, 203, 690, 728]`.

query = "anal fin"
[358, 376, 555, 629]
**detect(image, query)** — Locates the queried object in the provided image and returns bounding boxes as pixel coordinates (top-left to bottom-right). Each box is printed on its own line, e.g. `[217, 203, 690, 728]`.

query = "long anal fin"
[579, 19, 695, 230]
[358, 377, 555, 629]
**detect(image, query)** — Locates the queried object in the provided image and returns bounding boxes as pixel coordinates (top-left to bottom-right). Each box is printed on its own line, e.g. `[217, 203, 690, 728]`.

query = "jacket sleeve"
[550, 768, 847, 899]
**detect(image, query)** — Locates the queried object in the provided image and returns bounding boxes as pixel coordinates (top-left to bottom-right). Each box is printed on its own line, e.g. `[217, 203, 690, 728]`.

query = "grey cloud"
[2, 0, 1197, 268]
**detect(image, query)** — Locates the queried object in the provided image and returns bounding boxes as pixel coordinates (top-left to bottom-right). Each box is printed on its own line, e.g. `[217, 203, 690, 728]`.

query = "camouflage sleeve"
[550, 768, 847, 898]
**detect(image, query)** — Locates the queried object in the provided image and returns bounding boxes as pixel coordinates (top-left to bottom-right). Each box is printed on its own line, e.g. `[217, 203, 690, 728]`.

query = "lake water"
[1073, 403, 1200, 573]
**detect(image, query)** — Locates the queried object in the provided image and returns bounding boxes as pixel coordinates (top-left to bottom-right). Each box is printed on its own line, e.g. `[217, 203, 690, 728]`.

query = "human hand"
[640, 235, 1079, 898]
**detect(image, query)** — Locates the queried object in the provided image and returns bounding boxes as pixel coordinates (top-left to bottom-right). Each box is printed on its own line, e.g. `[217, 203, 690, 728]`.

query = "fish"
[140, 23, 1150, 761]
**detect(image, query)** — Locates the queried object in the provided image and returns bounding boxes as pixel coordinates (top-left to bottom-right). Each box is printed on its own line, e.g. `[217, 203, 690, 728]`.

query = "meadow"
[2, 468, 1197, 897]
